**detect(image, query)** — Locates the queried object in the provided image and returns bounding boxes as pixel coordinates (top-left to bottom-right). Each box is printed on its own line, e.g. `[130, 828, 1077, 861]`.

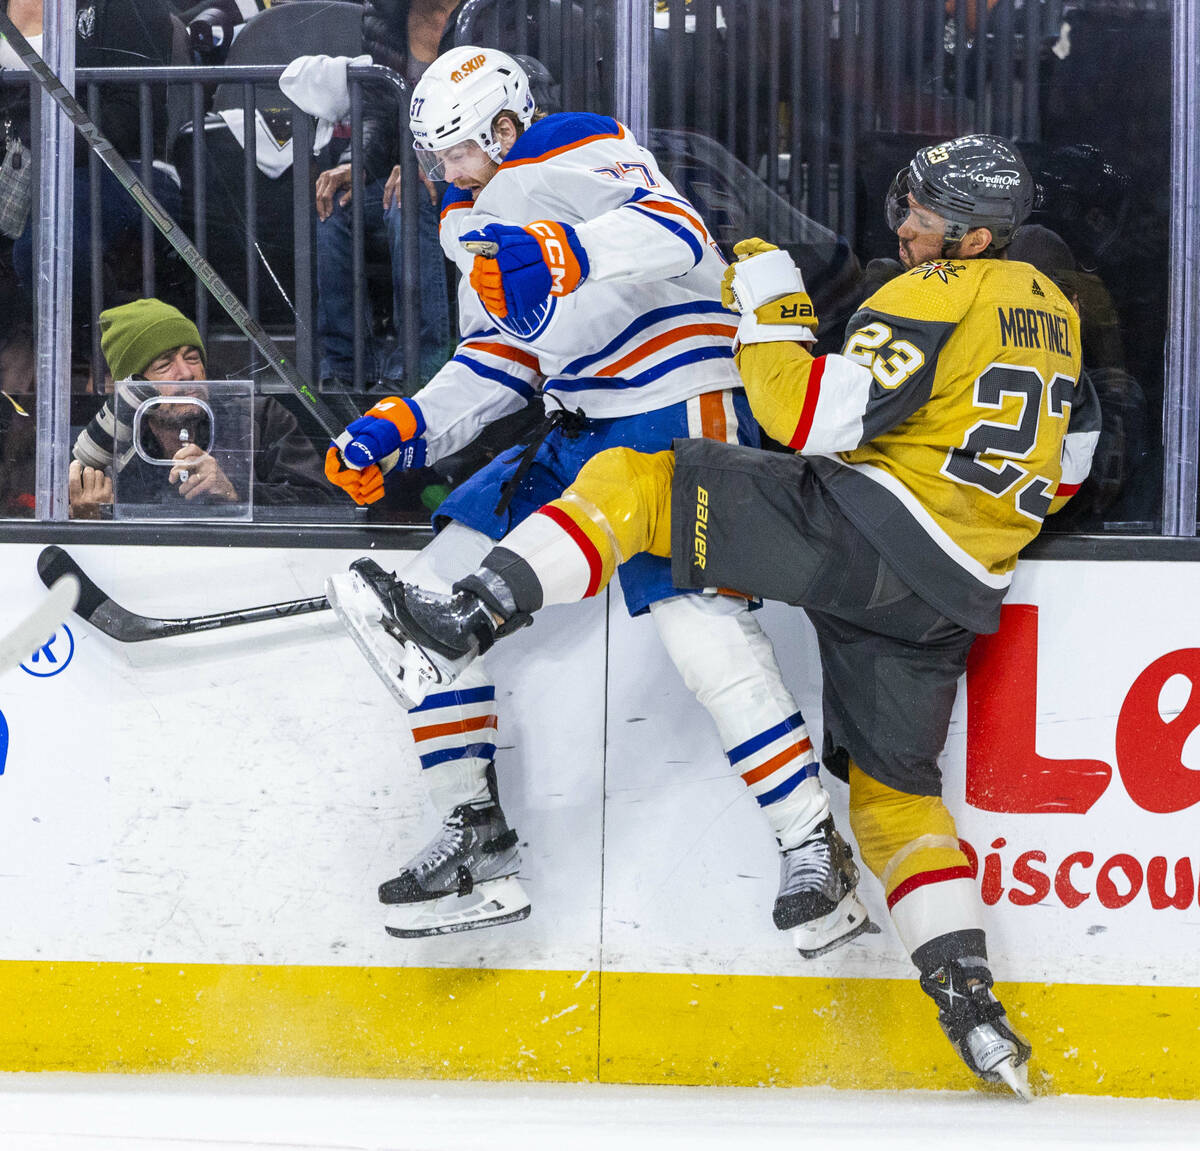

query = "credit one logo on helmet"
[974, 171, 1023, 187]
[451, 55, 488, 83]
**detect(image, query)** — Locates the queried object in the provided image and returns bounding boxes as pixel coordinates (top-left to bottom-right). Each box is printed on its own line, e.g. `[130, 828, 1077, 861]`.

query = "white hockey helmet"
[409, 46, 536, 180]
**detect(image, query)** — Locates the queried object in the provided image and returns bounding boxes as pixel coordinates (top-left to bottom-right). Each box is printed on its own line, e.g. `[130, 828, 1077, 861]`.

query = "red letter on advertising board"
[1054, 851, 1093, 908]
[1146, 856, 1195, 910]
[1008, 850, 1052, 906]
[966, 604, 1112, 813]
[1114, 649, 1200, 814]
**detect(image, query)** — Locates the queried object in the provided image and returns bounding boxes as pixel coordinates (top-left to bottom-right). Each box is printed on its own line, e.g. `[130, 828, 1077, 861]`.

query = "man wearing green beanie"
[96, 298, 207, 384]
[69, 298, 335, 518]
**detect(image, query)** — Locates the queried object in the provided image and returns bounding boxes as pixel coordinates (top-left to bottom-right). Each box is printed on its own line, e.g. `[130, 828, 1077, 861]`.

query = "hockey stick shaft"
[0, 13, 341, 441]
[37, 545, 329, 643]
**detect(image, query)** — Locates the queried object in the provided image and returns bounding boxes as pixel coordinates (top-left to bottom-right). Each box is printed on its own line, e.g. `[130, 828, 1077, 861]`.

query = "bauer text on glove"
[464, 221, 589, 324]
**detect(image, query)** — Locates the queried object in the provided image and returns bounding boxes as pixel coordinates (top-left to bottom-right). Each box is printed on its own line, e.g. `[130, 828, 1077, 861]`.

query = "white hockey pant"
[649, 594, 830, 850]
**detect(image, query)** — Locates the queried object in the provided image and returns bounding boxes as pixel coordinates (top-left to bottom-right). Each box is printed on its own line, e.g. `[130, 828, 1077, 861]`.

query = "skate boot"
[920, 957, 1034, 1101]
[380, 802, 531, 937]
[327, 558, 514, 708]
[774, 816, 878, 958]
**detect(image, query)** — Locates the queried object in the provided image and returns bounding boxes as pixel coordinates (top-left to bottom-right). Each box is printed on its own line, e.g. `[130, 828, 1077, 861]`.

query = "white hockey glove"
[721, 238, 819, 346]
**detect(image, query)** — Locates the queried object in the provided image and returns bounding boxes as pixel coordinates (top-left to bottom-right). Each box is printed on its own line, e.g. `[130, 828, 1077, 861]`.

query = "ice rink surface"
[1, 1075, 1197, 1151]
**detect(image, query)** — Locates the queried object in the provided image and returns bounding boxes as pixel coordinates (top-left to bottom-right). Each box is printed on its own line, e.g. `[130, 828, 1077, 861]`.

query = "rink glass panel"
[1, 1, 1194, 536]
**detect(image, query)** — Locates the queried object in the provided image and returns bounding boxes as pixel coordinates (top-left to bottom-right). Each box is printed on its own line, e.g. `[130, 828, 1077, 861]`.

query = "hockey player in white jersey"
[325, 46, 873, 953]
[326, 134, 1101, 1097]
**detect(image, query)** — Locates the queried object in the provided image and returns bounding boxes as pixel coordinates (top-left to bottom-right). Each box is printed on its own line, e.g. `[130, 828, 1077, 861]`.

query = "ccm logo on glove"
[325, 397, 427, 505]
[464, 220, 589, 325]
[527, 221, 585, 297]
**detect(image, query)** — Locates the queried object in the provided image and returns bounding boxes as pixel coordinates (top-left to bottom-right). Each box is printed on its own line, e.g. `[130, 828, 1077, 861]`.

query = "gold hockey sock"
[847, 762, 984, 956]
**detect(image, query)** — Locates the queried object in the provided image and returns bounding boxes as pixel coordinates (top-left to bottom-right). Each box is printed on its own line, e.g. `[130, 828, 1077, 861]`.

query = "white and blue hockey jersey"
[408, 113, 742, 463]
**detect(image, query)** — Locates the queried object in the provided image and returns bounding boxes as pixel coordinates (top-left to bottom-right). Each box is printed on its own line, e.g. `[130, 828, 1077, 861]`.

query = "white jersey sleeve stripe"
[794, 354, 872, 453]
[413, 353, 534, 465]
[625, 204, 704, 266]
[1057, 428, 1099, 494]
[448, 353, 538, 399]
[459, 339, 542, 376]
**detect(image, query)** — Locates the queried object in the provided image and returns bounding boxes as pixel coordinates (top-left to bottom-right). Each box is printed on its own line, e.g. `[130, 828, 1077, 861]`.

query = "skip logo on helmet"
[451, 54, 488, 83]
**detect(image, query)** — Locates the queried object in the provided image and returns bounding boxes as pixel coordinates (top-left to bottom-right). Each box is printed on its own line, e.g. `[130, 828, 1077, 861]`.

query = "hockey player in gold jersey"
[331, 134, 1101, 1097]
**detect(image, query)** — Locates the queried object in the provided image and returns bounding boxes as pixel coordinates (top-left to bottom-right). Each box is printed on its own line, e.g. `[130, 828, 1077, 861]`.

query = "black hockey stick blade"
[37, 544, 118, 632]
[36, 545, 330, 642]
[0, 11, 340, 441]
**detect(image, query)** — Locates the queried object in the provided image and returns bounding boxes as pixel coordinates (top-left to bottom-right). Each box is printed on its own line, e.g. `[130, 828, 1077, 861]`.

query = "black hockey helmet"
[885, 134, 1034, 252]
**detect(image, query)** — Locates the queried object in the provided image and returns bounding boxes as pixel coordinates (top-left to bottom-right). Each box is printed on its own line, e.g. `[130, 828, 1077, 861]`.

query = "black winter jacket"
[350, 0, 536, 182]
[0, 0, 173, 163]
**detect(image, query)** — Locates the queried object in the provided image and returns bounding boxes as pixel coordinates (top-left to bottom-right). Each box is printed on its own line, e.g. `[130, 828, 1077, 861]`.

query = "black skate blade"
[385, 903, 531, 938]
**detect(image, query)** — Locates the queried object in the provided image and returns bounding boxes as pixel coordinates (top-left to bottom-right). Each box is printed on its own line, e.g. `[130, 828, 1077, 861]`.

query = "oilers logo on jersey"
[483, 294, 558, 342]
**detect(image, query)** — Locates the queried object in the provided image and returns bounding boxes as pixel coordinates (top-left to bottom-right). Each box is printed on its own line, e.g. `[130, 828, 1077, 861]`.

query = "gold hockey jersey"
[737, 257, 1100, 632]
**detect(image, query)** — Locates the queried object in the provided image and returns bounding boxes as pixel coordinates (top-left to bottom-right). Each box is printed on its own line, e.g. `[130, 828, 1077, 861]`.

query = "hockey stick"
[0, 573, 80, 676]
[0, 12, 342, 442]
[36, 545, 329, 643]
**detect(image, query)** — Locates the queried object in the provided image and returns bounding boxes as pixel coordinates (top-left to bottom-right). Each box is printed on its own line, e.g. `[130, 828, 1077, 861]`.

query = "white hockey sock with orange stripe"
[407, 661, 496, 811]
[397, 522, 499, 811]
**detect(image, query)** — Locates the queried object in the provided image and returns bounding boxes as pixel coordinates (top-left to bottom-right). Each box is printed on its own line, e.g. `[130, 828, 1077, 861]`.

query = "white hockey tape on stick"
[0, 575, 80, 677]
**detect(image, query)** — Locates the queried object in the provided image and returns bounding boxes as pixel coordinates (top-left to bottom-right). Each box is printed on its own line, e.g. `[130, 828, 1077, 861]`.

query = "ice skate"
[326, 558, 497, 708]
[380, 802, 531, 937]
[774, 816, 879, 958]
[920, 958, 1034, 1101]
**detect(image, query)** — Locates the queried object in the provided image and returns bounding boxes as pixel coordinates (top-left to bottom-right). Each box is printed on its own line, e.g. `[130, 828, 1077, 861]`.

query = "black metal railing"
[2, 61, 421, 396]
[1, 0, 1186, 534]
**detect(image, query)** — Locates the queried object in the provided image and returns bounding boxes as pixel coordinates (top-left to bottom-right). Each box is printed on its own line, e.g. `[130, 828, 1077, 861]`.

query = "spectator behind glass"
[69, 298, 337, 518]
[311, 0, 463, 391]
[1007, 221, 1147, 530]
[1, 0, 181, 347]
